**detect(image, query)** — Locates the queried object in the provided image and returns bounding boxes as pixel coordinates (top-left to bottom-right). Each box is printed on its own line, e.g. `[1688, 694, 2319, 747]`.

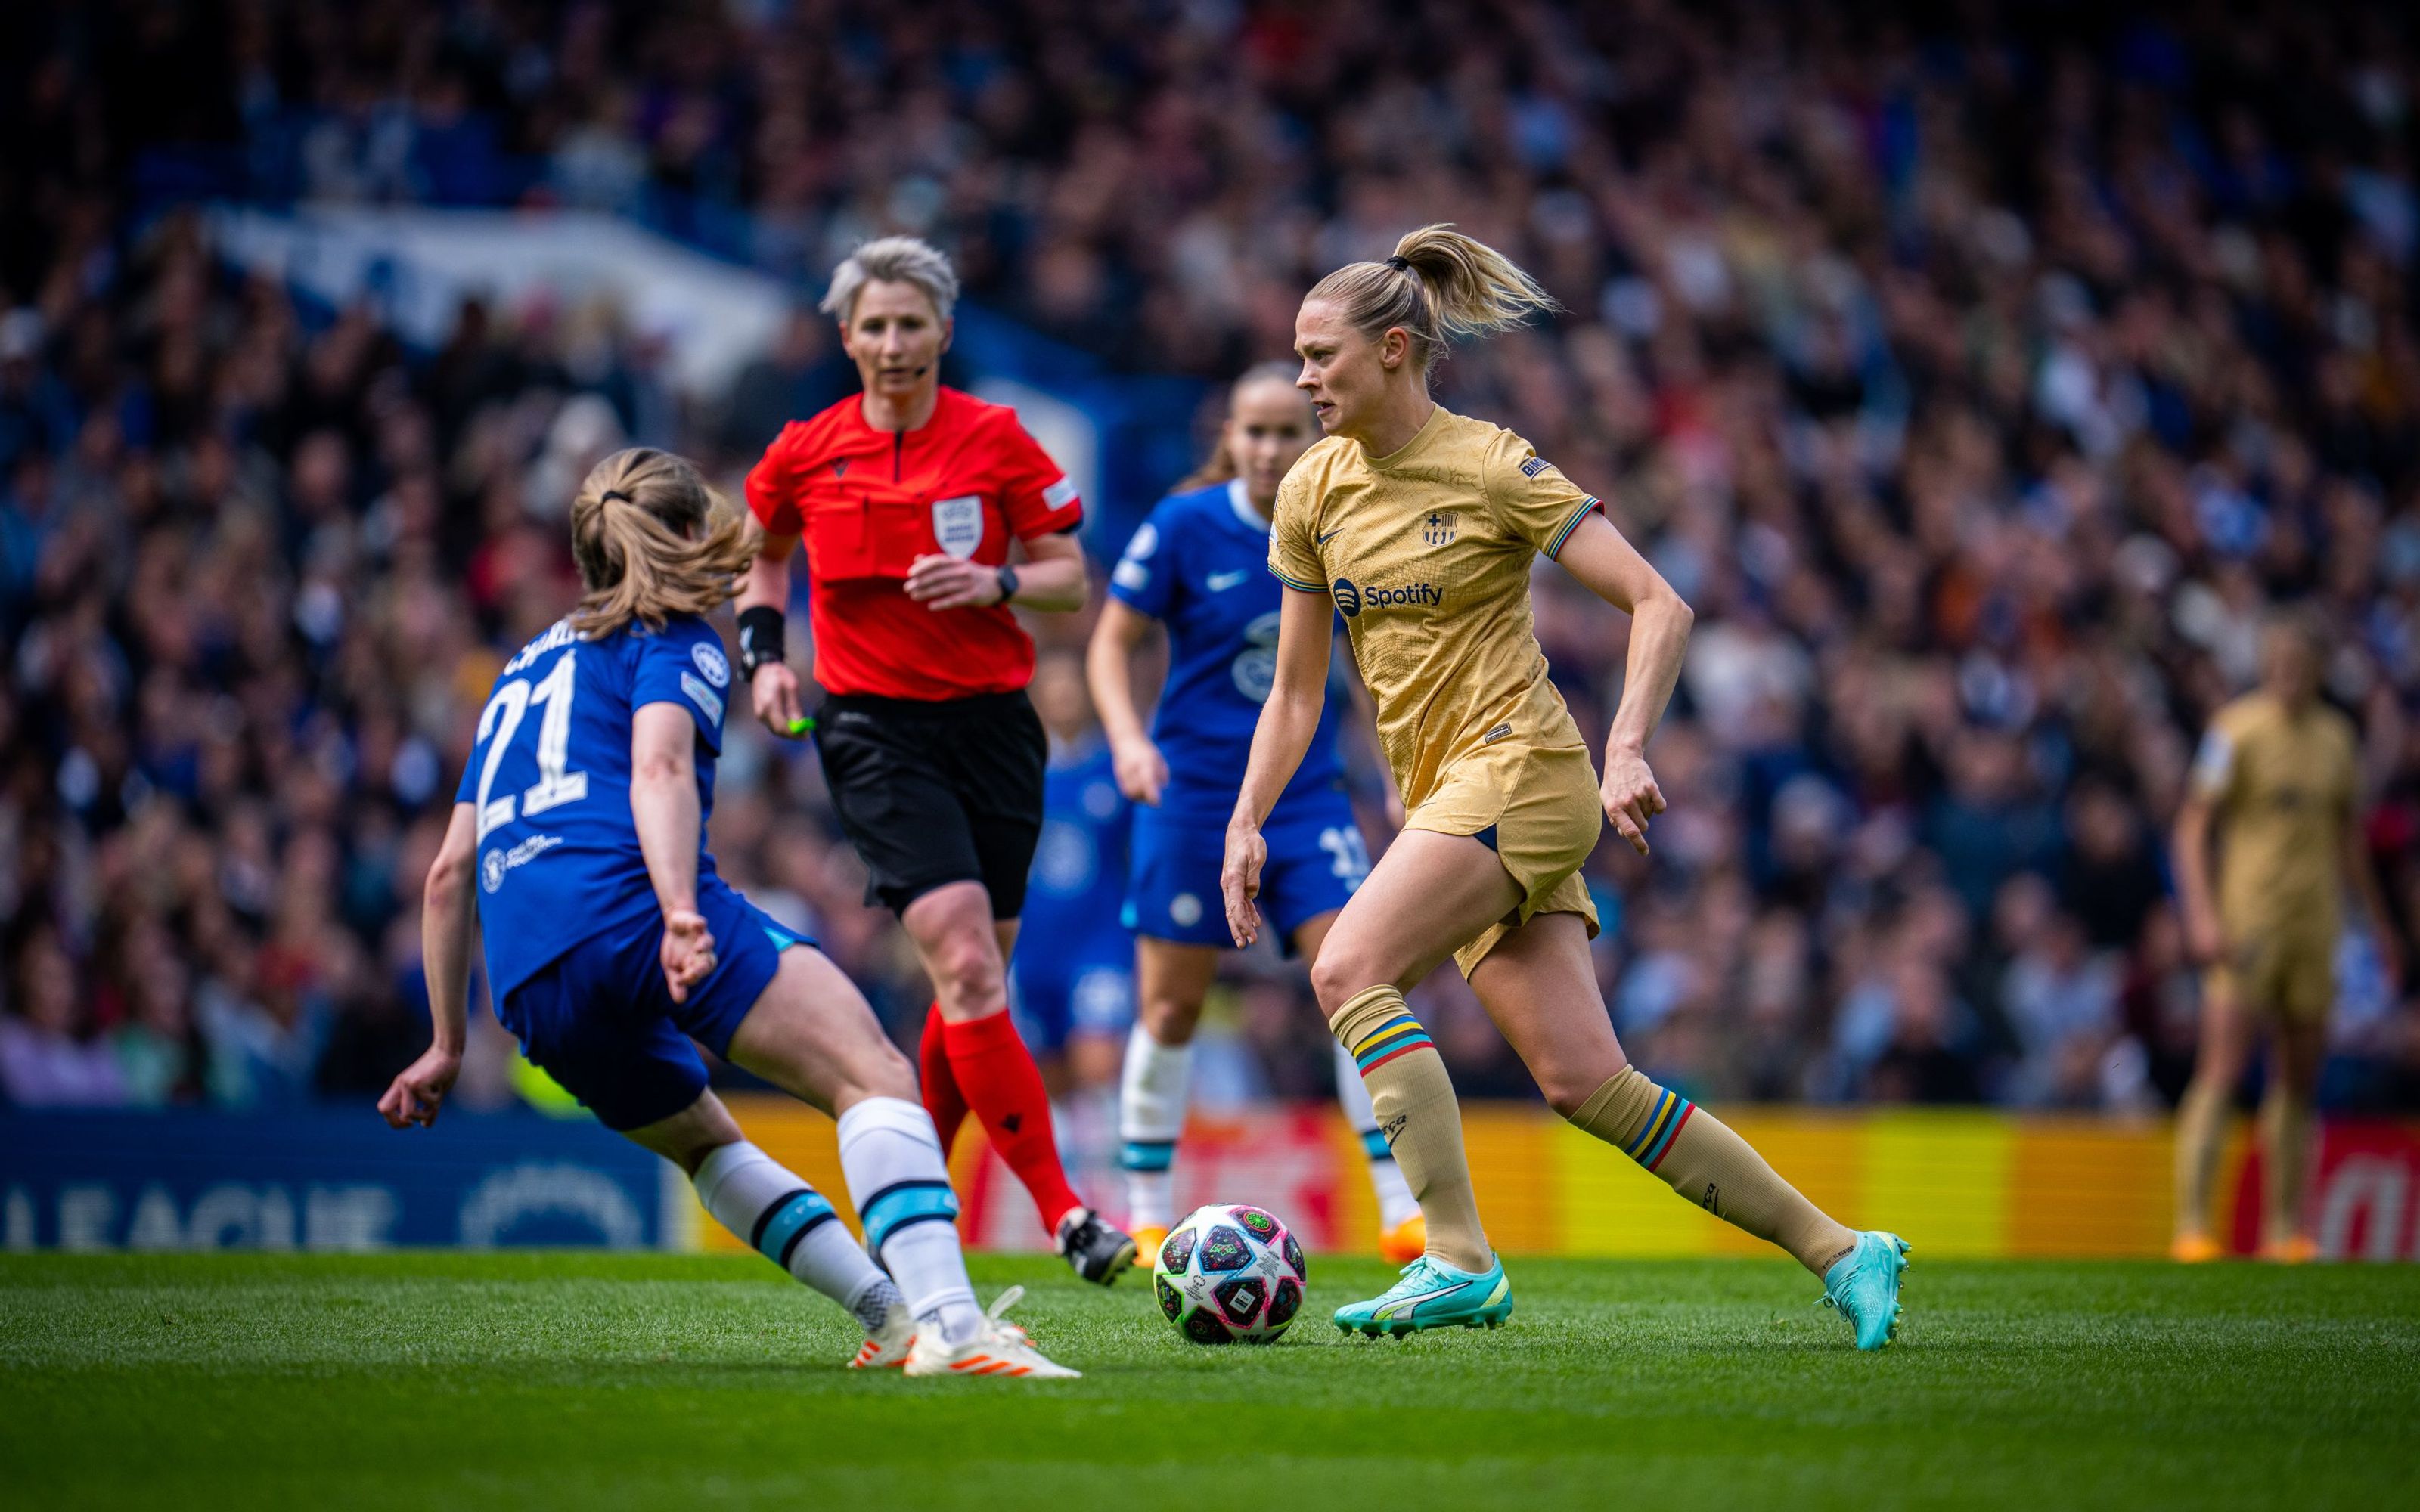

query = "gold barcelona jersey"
[1270, 404, 1606, 973]
[2192, 691, 2357, 941]
[1269, 404, 1601, 807]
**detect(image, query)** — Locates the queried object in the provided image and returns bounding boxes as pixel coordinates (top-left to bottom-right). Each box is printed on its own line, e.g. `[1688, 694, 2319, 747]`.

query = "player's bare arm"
[2171, 790, 2224, 966]
[1223, 584, 1336, 946]
[1087, 596, 1168, 805]
[736, 528, 808, 737]
[379, 801, 477, 1129]
[905, 526, 1087, 613]
[1551, 509, 1692, 856]
[629, 701, 715, 1003]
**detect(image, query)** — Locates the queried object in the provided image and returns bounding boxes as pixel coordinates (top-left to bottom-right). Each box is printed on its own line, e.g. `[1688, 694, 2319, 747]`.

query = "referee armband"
[737, 606, 786, 677]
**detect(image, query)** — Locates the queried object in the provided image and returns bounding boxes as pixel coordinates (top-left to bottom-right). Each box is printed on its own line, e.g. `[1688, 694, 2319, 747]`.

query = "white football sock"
[1333, 1036, 1421, 1228]
[834, 1096, 982, 1346]
[1119, 1021, 1191, 1229]
[692, 1141, 901, 1333]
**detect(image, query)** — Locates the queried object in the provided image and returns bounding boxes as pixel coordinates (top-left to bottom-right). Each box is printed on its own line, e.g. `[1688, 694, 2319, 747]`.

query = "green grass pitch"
[5, 1253, 2416, 1510]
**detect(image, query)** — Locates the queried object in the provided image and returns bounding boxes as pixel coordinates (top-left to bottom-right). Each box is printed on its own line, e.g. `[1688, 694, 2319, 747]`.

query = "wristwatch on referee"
[993, 565, 1020, 605]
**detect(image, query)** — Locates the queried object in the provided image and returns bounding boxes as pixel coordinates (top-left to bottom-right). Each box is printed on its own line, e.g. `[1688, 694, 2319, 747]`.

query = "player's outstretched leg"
[728, 943, 1078, 1378]
[634, 1095, 915, 1368]
[1476, 914, 1903, 1349]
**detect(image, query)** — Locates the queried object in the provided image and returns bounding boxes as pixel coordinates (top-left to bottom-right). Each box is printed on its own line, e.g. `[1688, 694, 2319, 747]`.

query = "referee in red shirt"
[736, 237, 1135, 1284]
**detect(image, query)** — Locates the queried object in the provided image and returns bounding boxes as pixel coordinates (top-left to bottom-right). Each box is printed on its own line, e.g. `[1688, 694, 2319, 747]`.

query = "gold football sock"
[2257, 1084, 2313, 1246]
[1572, 1067, 1855, 1277]
[1328, 985, 1491, 1273]
[2173, 1073, 2229, 1238]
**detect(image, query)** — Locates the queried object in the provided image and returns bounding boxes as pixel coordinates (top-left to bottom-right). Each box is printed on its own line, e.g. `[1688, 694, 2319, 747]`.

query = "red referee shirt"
[745, 387, 1084, 700]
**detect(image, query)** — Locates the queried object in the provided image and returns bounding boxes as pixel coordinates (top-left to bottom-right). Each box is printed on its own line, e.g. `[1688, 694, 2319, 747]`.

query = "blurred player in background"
[1010, 653, 1134, 1103]
[1087, 363, 1423, 1263]
[2170, 612, 2400, 1263]
[381, 448, 1074, 1378]
[736, 237, 1134, 1284]
[1226, 227, 1906, 1347]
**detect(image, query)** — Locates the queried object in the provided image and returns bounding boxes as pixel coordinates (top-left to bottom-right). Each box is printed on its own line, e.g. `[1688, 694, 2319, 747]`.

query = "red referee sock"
[942, 1009, 1084, 1236]
[918, 1004, 969, 1156]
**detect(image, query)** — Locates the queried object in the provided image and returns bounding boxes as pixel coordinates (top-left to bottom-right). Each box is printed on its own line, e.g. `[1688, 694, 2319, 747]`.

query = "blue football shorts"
[1010, 951, 1136, 1055]
[1122, 787, 1368, 956]
[495, 875, 814, 1131]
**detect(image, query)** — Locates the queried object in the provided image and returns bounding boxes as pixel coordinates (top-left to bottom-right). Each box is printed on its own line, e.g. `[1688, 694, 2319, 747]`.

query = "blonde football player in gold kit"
[1221, 225, 1906, 1347]
[2170, 614, 2400, 1262]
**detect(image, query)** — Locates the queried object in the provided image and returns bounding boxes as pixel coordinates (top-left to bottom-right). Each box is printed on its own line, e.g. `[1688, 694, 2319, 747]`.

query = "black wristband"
[994, 564, 1020, 605]
[737, 605, 786, 676]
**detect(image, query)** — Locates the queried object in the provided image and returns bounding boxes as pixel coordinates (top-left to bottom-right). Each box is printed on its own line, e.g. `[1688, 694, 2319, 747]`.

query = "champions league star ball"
[1153, 1203, 1308, 1345]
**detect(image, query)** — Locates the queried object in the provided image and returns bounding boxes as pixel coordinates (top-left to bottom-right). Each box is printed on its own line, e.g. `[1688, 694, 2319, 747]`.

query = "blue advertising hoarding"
[0, 1111, 674, 1251]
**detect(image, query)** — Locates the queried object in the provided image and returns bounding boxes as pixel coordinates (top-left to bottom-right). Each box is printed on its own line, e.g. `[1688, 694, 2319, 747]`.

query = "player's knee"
[1309, 947, 1380, 1017]
[855, 1037, 920, 1103]
[1538, 1067, 1604, 1120]
[929, 928, 1005, 1008]
[1137, 991, 1199, 1042]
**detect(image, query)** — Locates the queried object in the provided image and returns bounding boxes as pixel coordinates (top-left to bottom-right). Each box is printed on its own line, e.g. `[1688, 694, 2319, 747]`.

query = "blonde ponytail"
[1305, 223, 1559, 376]
[1175, 360, 1303, 491]
[568, 448, 755, 638]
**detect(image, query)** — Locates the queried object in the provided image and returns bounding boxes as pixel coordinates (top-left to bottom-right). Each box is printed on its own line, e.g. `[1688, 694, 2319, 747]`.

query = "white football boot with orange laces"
[903, 1287, 1080, 1379]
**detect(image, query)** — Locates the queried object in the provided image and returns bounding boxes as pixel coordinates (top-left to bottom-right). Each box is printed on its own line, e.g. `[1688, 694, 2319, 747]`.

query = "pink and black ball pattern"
[1151, 1203, 1309, 1345]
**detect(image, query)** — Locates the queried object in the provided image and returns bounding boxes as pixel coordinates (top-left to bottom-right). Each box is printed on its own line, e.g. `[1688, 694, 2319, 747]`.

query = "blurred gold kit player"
[2170, 615, 2400, 1263]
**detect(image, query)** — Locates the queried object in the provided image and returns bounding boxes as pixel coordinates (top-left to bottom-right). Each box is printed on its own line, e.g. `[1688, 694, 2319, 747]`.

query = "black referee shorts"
[812, 689, 1047, 919]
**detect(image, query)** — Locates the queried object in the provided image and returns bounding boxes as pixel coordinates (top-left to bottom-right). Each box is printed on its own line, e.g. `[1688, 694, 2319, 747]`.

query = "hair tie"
[1385, 255, 1413, 272]
[600, 489, 632, 504]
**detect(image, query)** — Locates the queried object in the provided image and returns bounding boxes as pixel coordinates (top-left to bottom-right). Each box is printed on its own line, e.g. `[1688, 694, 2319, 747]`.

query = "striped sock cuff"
[1120, 1139, 1177, 1173]
[1624, 1086, 1696, 1173]
[1350, 1014, 1436, 1074]
[858, 1179, 960, 1255]
[751, 1188, 840, 1269]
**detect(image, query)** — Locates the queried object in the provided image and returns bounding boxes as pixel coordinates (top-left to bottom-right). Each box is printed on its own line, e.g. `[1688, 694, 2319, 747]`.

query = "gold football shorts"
[1401, 741, 1602, 977]
[2206, 920, 2337, 1023]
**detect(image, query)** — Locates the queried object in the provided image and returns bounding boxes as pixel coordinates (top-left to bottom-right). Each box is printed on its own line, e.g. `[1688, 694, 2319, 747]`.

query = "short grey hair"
[820, 237, 960, 325]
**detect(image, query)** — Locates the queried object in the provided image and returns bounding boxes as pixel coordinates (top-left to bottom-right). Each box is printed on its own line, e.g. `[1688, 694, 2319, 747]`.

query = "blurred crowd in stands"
[5, 0, 2420, 1117]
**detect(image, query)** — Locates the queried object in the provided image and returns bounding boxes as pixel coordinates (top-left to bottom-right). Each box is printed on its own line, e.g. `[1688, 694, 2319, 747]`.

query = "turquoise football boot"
[1334, 1253, 1513, 1338]
[1821, 1231, 1910, 1349]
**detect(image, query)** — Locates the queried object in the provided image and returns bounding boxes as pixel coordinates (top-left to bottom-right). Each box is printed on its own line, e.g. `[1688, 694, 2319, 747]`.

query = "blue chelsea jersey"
[1107, 479, 1348, 821]
[1019, 739, 1134, 967]
[452, 613, 732, 1000]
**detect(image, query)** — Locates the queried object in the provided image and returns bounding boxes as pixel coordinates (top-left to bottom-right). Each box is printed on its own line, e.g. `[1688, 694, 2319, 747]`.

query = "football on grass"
[1153, 1203, 1308, 1344]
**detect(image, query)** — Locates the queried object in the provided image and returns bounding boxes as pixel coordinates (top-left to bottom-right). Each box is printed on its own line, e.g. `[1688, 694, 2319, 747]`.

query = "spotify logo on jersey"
[1332, 579, 1440, 618]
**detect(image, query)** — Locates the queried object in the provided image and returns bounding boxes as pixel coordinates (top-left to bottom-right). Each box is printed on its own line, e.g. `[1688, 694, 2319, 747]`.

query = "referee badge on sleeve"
[933, 495, 985, 559]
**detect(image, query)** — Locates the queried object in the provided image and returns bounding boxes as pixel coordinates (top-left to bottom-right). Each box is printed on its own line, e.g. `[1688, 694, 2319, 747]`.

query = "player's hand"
[1221, 823, 1267, 947]
[377, 1045, 462, 1129]
[2182, 903, 2226, 968]
[751, 662, 807, 738]
[904, 553, 1002, 612]
[1599, 746, 1665, 856]
[1111, 735, 1168, 806]
[661, 908, 718, 1003]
